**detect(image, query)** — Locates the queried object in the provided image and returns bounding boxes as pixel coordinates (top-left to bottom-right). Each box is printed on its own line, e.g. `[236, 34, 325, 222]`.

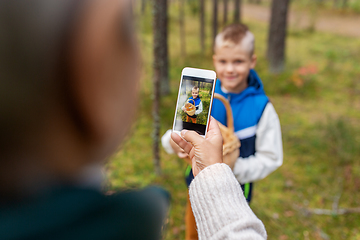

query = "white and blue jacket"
[212, 69, 283, 186]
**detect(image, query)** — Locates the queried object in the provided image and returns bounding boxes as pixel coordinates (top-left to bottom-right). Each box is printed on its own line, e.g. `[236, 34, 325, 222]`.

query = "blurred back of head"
[0, 0, 139, 199]
[0, 0, 88, 200]
[0, 0, 77, 153]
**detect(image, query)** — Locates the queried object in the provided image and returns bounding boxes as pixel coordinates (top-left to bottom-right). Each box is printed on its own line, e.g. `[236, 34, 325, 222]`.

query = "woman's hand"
[171, 117, 223, 177]
[170, 138, 188, 159]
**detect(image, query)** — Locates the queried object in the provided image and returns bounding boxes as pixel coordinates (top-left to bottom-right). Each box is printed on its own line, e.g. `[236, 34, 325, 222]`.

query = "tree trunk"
[153, 0, 169, 96]
[223, 0, 228, 25]
[141, 0, 146, 14]
[212, 0, 218, 48]
[200, 0, 205, 52]
[153, 0, 169, 175]
[342, 0, 348, 9]
[234, 0, 242, 23]
[267, 0, 290, 73]
[179, 0, 186, 58]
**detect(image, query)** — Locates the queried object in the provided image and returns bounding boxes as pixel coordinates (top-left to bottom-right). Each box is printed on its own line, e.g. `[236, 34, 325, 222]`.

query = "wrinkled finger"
[177, 152, 188, 158]
[208, 116, 221, 133]
[181, 130, 205, 146]
[206, 116, 222, 139]
[179, 149, 186, 153]
[171, 132, 193, 154]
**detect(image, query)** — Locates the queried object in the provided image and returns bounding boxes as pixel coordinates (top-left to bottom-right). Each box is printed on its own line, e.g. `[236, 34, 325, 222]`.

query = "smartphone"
[172, 67, 216, 137]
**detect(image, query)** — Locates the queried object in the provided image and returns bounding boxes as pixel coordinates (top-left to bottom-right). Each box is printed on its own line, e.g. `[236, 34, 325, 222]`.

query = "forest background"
[106, 0, 360, 239]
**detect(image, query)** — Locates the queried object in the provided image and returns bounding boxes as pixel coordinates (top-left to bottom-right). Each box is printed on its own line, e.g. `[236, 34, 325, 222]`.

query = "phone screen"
[173, 75, 215, 136]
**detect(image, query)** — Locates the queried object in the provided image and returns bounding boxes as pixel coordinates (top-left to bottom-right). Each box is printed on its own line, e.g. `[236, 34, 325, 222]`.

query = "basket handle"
[214, 93, 234, 132]
[187, 99, 195, 105]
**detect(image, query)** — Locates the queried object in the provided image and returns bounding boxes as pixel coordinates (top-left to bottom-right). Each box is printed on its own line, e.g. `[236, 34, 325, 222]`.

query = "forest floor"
[242, 3, 360, 38]
[107, 3, 360, 239]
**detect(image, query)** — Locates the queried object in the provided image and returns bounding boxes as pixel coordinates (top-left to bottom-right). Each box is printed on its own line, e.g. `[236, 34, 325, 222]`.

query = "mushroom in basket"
[184, 99, 196, 116]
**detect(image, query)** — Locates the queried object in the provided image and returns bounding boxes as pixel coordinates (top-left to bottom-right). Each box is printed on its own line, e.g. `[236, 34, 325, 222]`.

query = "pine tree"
[200, 0, 205, 52]
[267, 0, 290, 73]
[212, 0, 218, 47]
[234, 0, 242, 23]
[152, 0, 169, 174]
[223, 0, 228, 25]
[179, 0, 186, 58]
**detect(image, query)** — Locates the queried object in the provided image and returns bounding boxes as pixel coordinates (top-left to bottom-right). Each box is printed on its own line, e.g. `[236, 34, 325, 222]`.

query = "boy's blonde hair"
[192, 86, 199, 92]
[214, 23, 255, 56]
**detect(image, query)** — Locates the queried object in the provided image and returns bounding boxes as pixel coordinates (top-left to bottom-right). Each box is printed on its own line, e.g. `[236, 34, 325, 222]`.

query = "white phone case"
[172, 67, 216, 137]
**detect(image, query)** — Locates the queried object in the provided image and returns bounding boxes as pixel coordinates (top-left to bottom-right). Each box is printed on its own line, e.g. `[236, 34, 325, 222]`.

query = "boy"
[181, 86, 203, 123]
[162, 23, 282, 239]
[211, 23, 283, 201]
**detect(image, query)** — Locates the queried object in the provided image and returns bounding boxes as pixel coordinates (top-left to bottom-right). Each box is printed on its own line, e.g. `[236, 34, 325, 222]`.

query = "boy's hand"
[181, 106, 185, 112]
[171, 117, 223, 177]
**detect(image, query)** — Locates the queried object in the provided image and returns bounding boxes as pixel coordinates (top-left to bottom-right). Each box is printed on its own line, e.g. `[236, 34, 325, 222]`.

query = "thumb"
[207, 116, 221, 134]
[205, 116, 222, 141]
[181, 130, 204, 146]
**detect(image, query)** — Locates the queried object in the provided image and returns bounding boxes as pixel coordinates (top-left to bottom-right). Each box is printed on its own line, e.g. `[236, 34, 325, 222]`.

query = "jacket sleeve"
[189, 163, 267, 240]
[161, 129, 175, 154]
[195, 101, 203, 115]
[182, 101, 186, 110]
[233, 103, 283, 184]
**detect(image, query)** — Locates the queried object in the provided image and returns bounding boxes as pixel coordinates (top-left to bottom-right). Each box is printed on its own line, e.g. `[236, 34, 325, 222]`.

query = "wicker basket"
[183, 93, 240, 169]
[185, 99, 196, 116]
[214, 93, 240, 169]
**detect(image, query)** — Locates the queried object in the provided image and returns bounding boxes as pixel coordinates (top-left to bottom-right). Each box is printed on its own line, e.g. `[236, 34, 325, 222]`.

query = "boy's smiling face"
[192, 89, 199, 99]
[213, 42, 256, 93]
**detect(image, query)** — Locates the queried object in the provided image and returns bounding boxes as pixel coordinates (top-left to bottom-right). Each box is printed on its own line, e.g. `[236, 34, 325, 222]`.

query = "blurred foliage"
[187, 0, 199, 15]
[107, 1, 360, 239]
[252, 0, 360, 14]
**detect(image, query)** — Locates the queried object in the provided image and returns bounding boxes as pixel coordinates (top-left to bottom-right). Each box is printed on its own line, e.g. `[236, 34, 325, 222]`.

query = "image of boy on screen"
[181, 86, 203, 124]
[174, 77, 214, 135]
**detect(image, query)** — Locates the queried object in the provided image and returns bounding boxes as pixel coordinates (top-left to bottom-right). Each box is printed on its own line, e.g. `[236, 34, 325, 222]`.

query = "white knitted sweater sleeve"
[189, 163, 267, 240]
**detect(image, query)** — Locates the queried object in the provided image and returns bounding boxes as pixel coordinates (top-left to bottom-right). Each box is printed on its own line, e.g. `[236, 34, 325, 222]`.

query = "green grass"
[106, 2, 360, 239]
